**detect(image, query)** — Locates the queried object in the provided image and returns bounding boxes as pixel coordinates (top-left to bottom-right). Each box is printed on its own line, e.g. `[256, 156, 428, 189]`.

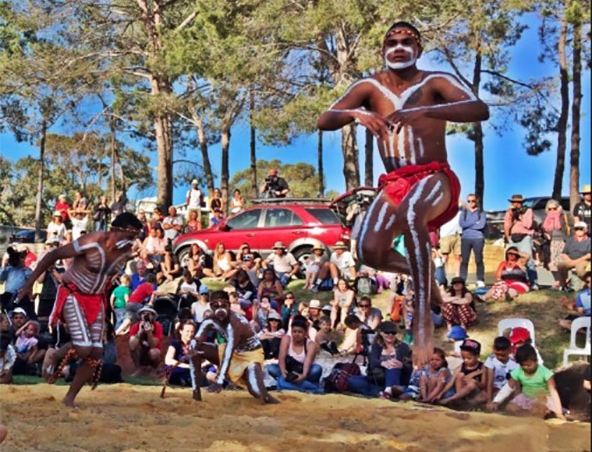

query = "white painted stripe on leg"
[425, 181, 442, 202]
[357, 196, 381, 262]
[373, 202, 389, 233]
[385, 214, 396, 230]
[248, 364, 260, 396]
[432, 193, 444, 206]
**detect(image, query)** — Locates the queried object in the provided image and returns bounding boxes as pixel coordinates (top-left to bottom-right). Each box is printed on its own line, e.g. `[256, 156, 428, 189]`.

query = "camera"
[141, 313, 151, 323]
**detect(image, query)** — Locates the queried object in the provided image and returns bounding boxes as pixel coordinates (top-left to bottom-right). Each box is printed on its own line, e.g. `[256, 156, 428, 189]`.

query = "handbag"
[510, 233, 527, 243]
[284, 355, 304, 374]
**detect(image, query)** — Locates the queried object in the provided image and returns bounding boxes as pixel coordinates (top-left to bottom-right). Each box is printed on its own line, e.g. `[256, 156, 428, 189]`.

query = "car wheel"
[292, 245, 314, 279]
[177, 246, 191, 268]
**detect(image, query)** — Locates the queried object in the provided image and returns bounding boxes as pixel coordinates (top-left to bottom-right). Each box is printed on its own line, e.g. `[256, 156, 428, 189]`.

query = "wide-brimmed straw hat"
[508, 194, 525, 203]
[333, 241, 348, 250]
[581, 184, 591, 194]
[272, 241, 286, 249]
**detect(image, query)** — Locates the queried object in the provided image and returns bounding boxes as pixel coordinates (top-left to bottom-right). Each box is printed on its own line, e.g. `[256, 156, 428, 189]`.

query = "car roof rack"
[250, 197, 333, 206]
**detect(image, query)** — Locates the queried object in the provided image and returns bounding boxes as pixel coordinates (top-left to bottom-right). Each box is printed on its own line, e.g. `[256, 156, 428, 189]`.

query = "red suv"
[172, 200, 351, 264]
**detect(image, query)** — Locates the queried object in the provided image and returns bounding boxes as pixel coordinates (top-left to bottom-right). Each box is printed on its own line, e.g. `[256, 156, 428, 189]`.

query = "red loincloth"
[49, 283, 106, 326]
[377, 161, 461, 232]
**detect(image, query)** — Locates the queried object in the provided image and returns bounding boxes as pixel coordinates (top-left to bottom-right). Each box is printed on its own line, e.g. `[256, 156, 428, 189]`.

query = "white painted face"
[384, 44, 417, 70]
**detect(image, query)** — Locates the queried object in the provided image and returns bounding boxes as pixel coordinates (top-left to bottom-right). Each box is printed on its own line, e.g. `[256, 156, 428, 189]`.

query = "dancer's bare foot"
[412, 315, 434, 368]
[62, 395, 79, 409]
[264, 394, 280, 404]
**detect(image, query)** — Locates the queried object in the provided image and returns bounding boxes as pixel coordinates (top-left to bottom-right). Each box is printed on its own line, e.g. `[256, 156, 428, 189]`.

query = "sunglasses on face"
[359, 304, 370, 308]
[548, 208, 557, 211]
[285, 296, 294, 299]
[575, 227, 586, 231]
[382, 331, 396, 336]
[467, 199, 477, 203]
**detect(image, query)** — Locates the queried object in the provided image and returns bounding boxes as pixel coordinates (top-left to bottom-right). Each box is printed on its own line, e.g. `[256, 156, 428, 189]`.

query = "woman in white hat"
[303, 244, 328, 290]
[47, 212, 67, 243]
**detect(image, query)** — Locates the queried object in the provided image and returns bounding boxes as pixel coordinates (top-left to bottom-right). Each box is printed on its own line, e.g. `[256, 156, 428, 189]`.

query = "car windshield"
[305, 208, 340, 224]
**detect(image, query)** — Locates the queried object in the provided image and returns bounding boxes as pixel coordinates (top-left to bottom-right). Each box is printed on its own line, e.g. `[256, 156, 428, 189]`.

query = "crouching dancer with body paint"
[317, 21, 489, 366]
[17, 213, 143, 408]
[188, 290, 280, 404]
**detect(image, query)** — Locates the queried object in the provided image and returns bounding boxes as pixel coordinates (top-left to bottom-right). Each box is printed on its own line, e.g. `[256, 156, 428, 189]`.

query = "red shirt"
[55, 202, 71, 222]
[128, 282, 155, 303]
[129, 321, 163, 348]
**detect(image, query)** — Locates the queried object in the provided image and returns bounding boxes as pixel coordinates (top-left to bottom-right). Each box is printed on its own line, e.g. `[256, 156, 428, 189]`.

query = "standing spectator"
[110, 274, 132, 330]
[47, 212, 67, 242]
[185, 209, 201, 233]
[55, 194, 71, 227]
[439, 207, 462, 279]
[262, 241, 299, 286]
[230, 188, 245, 214]
[0, 248, 33, 316]
[573, 184, 592, 231]
[209, 188, 223, 225]
[70, 209, 89, 240]
[504, 194, 538, 289]
[259, 168, 290, 198]
[110, 191, 127, 218]
[162, 206, 184, 244]
[92, 195, 111, 232]
[72, 191, 88, 211]
[459, 194, 487, 286]
[558, 222, 591, 290]
[210, 208, 224, 226]
[186, 179, 204, 225]
[36, 240, 64, 330]
[136, 209, 150, 240]
[129, 306, 163, 376]
[150, 207, 164, 231]
[541, 199, 570, 288]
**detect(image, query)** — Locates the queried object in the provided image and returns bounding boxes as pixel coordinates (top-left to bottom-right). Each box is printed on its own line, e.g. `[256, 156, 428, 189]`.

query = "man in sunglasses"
[558, 221, 591, 291]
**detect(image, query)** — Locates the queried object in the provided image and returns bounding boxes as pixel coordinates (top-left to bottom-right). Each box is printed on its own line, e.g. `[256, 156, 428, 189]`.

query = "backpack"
[356, 276, 378, 295]
[323, 362, 361, 393]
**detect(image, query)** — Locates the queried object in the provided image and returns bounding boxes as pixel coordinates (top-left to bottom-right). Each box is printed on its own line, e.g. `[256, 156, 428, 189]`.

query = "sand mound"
[0, 384, 590, 452]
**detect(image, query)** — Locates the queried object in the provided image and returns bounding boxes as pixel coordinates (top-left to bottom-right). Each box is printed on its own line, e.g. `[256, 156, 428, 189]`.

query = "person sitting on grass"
[258, 311, 286, 361]
[559, 272, 590, 331]
[0, 332, 16, 384]
[436, 339, 486, 406]
[484, 247, 530, 301]
[128, 306, 163, 377]
[441, 277, 478, 331]
[487, 344, 565, 420]
[13, 320, 45, 375]
[330, 278, 356, 330]
[164, 320, 196, 387]
[314, 316, 340, 356]
[340, 314, 372, 356]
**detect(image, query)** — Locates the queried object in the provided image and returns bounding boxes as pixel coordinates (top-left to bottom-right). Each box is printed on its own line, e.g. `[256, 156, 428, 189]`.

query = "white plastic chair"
[497, 318, 536, 346]
[563, 316, 591, 367]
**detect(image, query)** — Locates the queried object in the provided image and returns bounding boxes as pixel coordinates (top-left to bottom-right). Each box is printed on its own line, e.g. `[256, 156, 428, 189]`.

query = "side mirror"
[218, 223, 230, 232]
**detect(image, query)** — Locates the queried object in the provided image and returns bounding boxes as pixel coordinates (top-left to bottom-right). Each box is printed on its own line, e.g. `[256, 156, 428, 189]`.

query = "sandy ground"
[0, 384, 590, 452]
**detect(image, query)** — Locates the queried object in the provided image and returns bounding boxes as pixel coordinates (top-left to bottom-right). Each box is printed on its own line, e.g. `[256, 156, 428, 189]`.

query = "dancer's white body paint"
[384, 45, 417, 70]
[247, 364, 261, 396]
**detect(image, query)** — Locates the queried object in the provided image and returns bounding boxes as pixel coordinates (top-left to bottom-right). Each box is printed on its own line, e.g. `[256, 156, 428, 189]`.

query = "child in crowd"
[402, 290, 414, 344]
[0, 332, 16, 384]
[476, 336, 520, 407]
[341, 314, 372, 355]
[303, 245, 328, 290]
[259, 311, 286, 360]
[14, 321, 45, 374]
[281, 292, 299, 330]
[110, 274, 131, 330]
[488, 344, 565, 419]
[314, 316, 340, 356]
[508, 327, 544, 364]
[437, 339, 485, 405]
[116, 273, 158, 335]
[446, 325, 468, 358]
[432, 246, 447, 289]
[228, 292, 245, 316]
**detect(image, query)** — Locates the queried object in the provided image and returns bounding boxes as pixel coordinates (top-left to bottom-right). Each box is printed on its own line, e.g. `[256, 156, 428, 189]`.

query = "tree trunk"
[250, 92, 258, 199]
[154, 112, 173, 209]
[34, 119, 47, 241]
[317, 129, 325, 197]
[341, 123, 360, 190]
[364, 128, 374, 186]
[472, 45, 484, 203]
[553, 14, 569, 201]
[569, 17, 582, 210]
[221, 127, 231, 214]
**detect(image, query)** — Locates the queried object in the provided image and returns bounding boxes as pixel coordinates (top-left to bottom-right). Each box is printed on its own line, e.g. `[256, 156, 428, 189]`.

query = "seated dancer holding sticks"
[17, 213, 143, 408]
[318, 21, 489, 365]
[187, 290, 279, 404]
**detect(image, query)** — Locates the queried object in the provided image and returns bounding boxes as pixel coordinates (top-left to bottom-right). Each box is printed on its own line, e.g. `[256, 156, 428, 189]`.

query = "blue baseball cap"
[447, 325, 468, 340]
[199, 285, 209, 295]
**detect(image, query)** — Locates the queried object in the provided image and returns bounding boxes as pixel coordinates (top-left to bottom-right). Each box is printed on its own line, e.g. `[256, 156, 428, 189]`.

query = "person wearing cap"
[558, 221, 591, 290]
[0, 247, 34, 317]
[209, 188, 224, 226]
[190, 284, 211, 325]
[303, 244, 328, 290]
[18, 212, 144, 408]
[47, 211, 67, 243]
[129, 305, 164, 375]
[186, 179, 204, 224]
[92, 195, 111, 232]
[319, 241, 356, 291]
[573, 184, 591, 231]
[318, 21, 489, 366]
[346, 321, 412, 397]
[262, 242, 299, 287]
[8, 308, 28, 342]
[441, 277, 478, 331]
[503, 194, 538, 289]
[446, 325, 468, 358]
[508, 327, 544, 365]
[259, 168, 290, 199]
[258, 310, 286, 360]
[55, 194, 71, 226]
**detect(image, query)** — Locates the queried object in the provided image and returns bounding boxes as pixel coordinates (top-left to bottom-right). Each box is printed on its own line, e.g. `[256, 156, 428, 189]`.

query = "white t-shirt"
[266, 252, 297, 273]
[179, 281, 198, 296]
[186, 188, 202, 209]
[71, 216, 89, 240]
[162, 215, 184, 241]
[47, 221, 67, 241]
[484, 354, 520, 389]
[439, 210, 462, 238]
[191, 301, 211, 323]
[330, 251, 356, 278]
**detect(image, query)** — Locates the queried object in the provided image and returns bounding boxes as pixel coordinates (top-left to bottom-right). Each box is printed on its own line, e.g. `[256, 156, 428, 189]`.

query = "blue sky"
[1, 20, 590, 212]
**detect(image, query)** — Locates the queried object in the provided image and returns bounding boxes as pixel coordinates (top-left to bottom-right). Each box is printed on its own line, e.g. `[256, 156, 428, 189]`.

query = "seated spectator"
[267, 315, 323, 393]
[508, 327, 544, 365]
[441, 277, 478, 330]
[0, 247, 33, 316]
[559, 272, 591, 331]
[312, 241, 356, 292]
[339, 314, 371, 355]
[211, 242, 235, 281]
[209, 188, 223, 225]
[234, 242, 262, 268]
[164, 320, 197, 386]
[446, 325, 469, 358]
[330, 278, 356, 329]
[347, 321, 412, 397]
[110, 274, 131, 330]
[130, 259, 150, 291]
[303, 299, 323, 338]
[93, 195, 111, 232]
[184, 209, 201, 234]
[150, 207, 164, 231]
[558, 221, 591, 291]
[303, 244, 328, 290]
[190, 285, 211, 326]
[8, 308, 27, 343]
[484, 247, 530, 301]
[258, 311, 286, 360]
[262, 242, 299, 287]
[281, 292, 299, 330]
[158, 245, 182, 284]
[176, 269, 199, 310]
[116, 273, 158, 335]
[257, 268, 284, 309]
[185, 243, 214, 279]
[354, 296, 382, 331]
[314, 316, 340, 356]
[230, 269, 257, 311]
[437, 339, 486, 405]
[0, 332, 16, 384]
[13, 320, 45, 375]
[481, 336, 519, 408]
[251, 297, 279, 332]
[141, 227, 167, 266]
[129, 306, 163, 376]
[488, 344, 564, 419]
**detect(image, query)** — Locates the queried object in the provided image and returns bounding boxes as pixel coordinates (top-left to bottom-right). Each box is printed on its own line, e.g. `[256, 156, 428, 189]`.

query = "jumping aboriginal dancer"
[18, 213, 143, 408]
[189, 290, 279, 404]
[317, 21, 489, 366]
